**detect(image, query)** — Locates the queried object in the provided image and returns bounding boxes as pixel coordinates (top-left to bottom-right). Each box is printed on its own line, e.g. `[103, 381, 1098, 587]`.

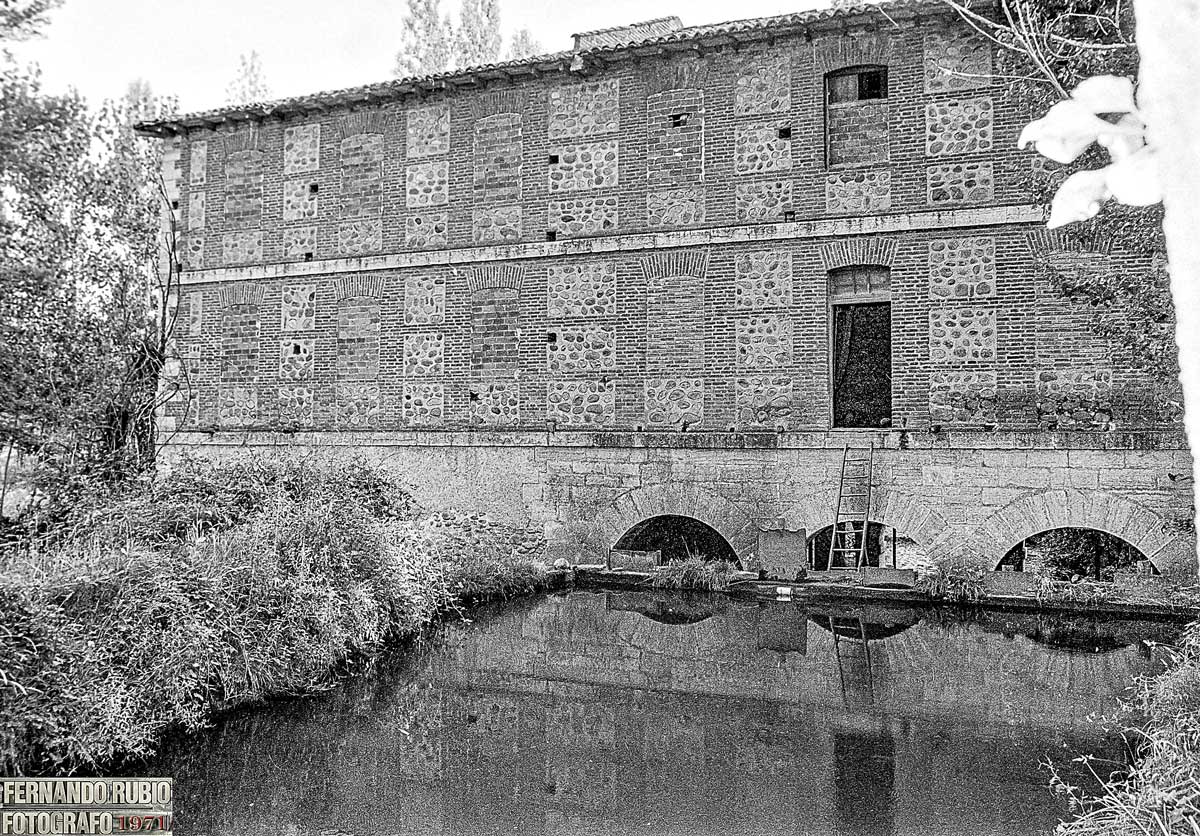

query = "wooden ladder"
[827, 444, 875, 570]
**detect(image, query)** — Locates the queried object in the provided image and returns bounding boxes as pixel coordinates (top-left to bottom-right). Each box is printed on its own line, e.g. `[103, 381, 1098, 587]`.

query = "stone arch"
[778, 487, 954, 558]
[955, 489, 1196, 580]
[593, 483, 759, 560]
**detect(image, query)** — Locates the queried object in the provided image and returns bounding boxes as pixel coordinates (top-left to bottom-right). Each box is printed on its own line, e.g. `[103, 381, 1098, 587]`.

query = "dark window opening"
[546, 229, 557, 241]
[615, 514, 739, 566]
[546, 332, 557, 343]
[832, 300, 892, 428]
[669, 112, 690, 128]
[782, 210, 796, 223]
[468, 391, 480, 402]
[303, 252, 313, 262]
[777, 126, 792, 140]
[548, 153, 560, 164]
[827, 66, 888, 104]
[309, 183, 319, 194]
[171, 199, 180, 210]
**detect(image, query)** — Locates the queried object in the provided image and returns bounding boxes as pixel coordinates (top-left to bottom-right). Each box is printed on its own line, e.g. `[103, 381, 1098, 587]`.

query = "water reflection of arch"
[807, 605, 921, 641]
[593, 482, 759, 560]
[605, 591, 720, 625]
[955, 488, 1195, 580]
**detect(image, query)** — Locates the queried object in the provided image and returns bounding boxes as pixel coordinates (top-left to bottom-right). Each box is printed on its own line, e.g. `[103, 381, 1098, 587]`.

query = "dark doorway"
[808, 522, 890, 570]
[834, 731, 895, 836]
[614, 514, 739, 565]
[832, 302, 892, 428]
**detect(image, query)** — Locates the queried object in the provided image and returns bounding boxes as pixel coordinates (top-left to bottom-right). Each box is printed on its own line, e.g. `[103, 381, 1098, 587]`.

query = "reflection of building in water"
[835, 730, 896, 836]
[162, 593, 1176, 836]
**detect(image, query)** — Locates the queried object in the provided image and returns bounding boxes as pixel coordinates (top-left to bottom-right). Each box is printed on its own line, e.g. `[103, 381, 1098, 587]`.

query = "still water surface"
[153, 591, 1181, 836]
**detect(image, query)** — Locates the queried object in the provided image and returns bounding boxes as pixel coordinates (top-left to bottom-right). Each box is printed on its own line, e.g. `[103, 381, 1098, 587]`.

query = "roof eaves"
[135, 0, 944, 136]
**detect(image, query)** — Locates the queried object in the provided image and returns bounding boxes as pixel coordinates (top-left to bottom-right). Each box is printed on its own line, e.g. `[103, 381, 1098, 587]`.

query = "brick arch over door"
[779, 487, 953, 557]
[593, 483, 759, 560]
[953, 489, 1196, 579]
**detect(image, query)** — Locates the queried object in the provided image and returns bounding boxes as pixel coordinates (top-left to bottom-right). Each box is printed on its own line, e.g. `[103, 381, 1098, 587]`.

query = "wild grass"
[0, 456, 547, 776]
[1054, 622, 1200, 836]
[916, 561, 989, 604]
[650, 557, 738, 591]
[1037, 576, 1113, 609]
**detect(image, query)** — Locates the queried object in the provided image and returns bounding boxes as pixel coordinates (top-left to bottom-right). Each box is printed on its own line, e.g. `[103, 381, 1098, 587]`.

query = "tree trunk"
[1135, 0, 1200, 572]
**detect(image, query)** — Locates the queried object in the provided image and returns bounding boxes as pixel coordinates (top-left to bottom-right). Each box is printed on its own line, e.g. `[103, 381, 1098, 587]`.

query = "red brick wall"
[163, 11, 1174, 436]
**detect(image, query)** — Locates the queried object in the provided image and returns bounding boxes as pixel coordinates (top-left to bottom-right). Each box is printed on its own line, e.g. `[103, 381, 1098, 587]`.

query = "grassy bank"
[1056, 622, 1200, 835]
[0, 456, 548, 776]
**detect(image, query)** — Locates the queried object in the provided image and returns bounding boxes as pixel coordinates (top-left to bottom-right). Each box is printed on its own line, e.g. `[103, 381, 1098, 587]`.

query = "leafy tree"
[455, 0, 501, 68]
[123, 78, 157, 124]
[0, 0, 62, 40]
[225, 50, 271, 105]
[507, 27, 540, 61]
[393, 0, 539, 76]
[0, 29, 182, 518]
[394, 0, 453, 76]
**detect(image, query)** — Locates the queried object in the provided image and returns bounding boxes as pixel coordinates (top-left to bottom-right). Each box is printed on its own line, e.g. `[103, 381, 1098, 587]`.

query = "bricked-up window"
[830, 265, 890, 297]
[826, 66, 890, 167]
[830, 266, 891, 428]
[471, 288, 521, 374]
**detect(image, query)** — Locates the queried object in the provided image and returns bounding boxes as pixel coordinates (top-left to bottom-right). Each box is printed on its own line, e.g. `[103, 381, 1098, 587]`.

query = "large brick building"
[138, 0, 1196, 579]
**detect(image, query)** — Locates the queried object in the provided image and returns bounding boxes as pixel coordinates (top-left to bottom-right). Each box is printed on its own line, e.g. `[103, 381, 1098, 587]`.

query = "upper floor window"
[827, 66, 887, 105]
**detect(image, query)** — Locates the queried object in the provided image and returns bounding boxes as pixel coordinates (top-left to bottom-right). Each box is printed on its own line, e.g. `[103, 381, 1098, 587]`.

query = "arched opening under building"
[807, 523, 923, 571]
[996, 527, 1157, 581]
[808, 607, 918, 641]
[614, 514, 739, 566]
[1021, 616, 1136, 654]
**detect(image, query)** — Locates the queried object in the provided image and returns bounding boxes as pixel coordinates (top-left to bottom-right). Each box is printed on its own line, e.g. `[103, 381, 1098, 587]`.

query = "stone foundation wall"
[160, 431, 1197, 580]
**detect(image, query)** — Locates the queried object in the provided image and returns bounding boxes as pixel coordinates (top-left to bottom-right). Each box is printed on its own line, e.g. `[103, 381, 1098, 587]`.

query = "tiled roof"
[135, 0, 947, 136]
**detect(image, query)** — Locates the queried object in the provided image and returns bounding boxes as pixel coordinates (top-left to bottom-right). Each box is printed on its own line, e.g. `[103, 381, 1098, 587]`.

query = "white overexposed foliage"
[1018, 75, 1161, 227]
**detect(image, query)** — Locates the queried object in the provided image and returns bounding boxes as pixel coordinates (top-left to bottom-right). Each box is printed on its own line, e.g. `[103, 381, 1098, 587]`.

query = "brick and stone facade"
[143, 0, 1195, 579]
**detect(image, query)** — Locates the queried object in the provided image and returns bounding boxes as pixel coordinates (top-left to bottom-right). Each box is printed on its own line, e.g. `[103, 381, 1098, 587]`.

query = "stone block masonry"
[147, 1, 1194, 580]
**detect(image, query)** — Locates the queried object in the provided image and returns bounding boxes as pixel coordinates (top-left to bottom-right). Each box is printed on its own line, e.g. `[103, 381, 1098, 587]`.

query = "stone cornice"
[182, 204, 1047, 285]
[161, 426, 1187, 453]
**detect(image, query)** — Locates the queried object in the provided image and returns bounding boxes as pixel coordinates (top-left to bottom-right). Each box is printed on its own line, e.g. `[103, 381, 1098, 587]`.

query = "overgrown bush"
[1036, 576, 1112, 609]
[0, 455, 546, 775]
[651, 558, 737, 591]
[1054, 622, 1200, 835]
[916, 562, 988, 604]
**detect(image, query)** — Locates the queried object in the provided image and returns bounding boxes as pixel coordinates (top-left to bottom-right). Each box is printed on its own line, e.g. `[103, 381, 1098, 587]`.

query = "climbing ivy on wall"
[962, 0, 1179, 385]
